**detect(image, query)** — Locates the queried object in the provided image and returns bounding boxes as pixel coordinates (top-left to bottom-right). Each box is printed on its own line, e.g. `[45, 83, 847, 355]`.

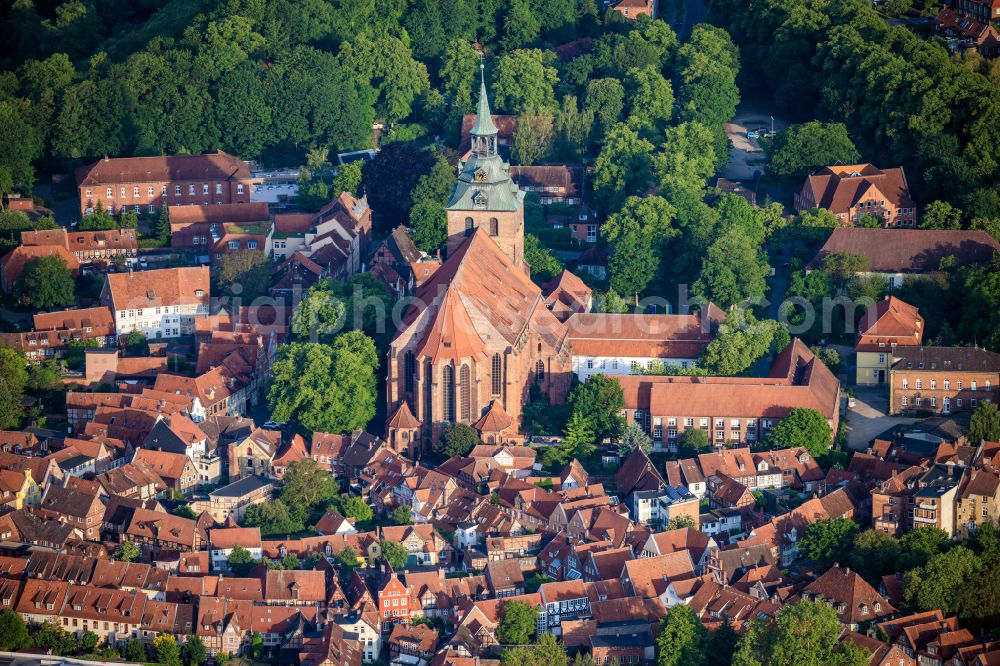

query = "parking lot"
[721, 107, 789, 181]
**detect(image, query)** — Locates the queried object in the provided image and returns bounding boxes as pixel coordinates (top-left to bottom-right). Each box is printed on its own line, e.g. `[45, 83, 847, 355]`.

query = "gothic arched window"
[404, 351, 415, 394]
[465, 217, 474, 236]
[489, 218, 499, 236]
[423, 361, 433, 423]
[535, 360, 545, 383]
[442, 365, 455, 423]
[460, 365, 471, 422]
[491, 354, 503, 396]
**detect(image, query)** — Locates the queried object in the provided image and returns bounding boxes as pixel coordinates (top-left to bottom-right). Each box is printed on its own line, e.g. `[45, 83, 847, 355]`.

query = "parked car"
[262, 421, 284, 430]
[746, 130, 760, 139]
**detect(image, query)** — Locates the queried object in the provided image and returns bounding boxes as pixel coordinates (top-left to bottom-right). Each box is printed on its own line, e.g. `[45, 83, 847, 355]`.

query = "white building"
[565, 310, 725, 381]
[101, 266, 210, 340]
[336, 612, 382, 663]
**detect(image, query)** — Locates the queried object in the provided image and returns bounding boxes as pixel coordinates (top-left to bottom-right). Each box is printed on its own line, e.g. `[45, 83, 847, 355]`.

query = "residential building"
[194, 475, 273, 523]
[169, 202, 273, 259]
[0, 243, 80, 292]
[509, 164, 584, 206]
[856, 297, 923, 385]
[75, 151, 253, 216]
[935, 2, 1000, 57]
[566, 307, 725, 381]
[101, 266, 211, 340]
[20, 227, 138, 265]
[806, 228, 999, 289]
[609, 0, 657, 19]
[888, 347, 1000, 416]
[132, 449, 198, 494]
[541, 271, 593, 323]
[1, 306, 117, 361]
[802, 565, 895, 631]
[388, 623, 438, 665]
[954, 468, 1000, 539]
[794, 164, 917, 227]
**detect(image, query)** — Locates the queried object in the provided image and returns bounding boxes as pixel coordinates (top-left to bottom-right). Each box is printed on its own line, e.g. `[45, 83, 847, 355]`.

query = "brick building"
[793, 164, 917, 227]
[855, 296, 923, 386]
[888, 347, 1000, 416]
[21, 228, 138, 265]
[168, 202, 272, 259]
[617, 339, 840, 450]
[0, 306, 116, 361]
[75, 151, 252, 217]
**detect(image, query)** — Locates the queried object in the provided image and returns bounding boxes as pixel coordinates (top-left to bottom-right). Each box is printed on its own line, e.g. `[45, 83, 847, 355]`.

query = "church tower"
[446, 64, 526, 269]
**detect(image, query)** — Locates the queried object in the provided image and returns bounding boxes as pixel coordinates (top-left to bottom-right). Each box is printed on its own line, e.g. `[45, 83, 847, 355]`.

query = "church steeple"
[469, 62, 498, 157]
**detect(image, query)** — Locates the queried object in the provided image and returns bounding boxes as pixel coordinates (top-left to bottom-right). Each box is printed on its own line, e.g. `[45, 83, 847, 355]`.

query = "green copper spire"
[470, 61, 498, 137]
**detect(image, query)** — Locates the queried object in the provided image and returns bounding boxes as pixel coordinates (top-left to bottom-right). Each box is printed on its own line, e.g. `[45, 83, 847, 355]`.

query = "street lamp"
[770, 115, 774, 134]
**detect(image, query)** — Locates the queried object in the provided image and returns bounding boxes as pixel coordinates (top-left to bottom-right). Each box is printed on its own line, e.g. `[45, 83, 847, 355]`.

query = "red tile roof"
[76, 151, 250, 186]
[857, 296, 923, 351]
[806, 228, 999, 273]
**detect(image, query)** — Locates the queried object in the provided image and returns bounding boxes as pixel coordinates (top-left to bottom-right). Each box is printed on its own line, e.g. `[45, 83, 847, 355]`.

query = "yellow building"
[855, 296, 922, 385]
[955, 469, 1000, 539]
[0, 469, 39, 510]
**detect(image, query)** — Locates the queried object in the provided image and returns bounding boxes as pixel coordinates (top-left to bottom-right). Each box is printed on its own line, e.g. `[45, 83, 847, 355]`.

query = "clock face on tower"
[475, 169, 487, 182]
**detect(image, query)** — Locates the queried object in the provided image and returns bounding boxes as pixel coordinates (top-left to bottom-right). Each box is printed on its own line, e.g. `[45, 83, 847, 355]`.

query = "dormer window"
[473, 192, 487, 210]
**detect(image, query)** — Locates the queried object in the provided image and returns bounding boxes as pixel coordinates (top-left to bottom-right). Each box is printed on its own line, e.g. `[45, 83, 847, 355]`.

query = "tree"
[410, 200, 448, 254]
[707, 618, 739, 666]
[624, 65, 673, 135]
[155, 205, 171, 243]
[282, 459, 338, 523]
[849, 530, 902, 584]
[116, 329, 147, 356]
[114, 541, 140, 563]
[391, 505, 412, 525]
[603, 195, 677, 301]
[553, 95, 592, 158]
[0, 99, 43, 197]
[765, 408, 833, 458]
[502, 633, 569, 666]
[337, 495, 373, 524]
[567, 374, 625, 443]
[268, 333, 379, 433]
[500, 0, 541, 50]
[381, 540, 409, 569]
[215, 249, 271, 305]
[79, 630, 99, 652]
[563, 411, 597, 461]
[14, 255, 75, 308]
[243, 499, 304, 536]
[436, 422, 480, 458]
[666, 515, 697, 530]
[183, 635, 207, 666]
[154, 634, 182, 666]
[898, 527, 950, 571]
[124, 639, 147, 662]
[734, 601, 868, 666]
[363, 142, 438, 226]
[585, 78, 625, 139]
[767, 122, 860, 182]
[618, 422, 653, 457]
[919, 200, 962, 229]
[904, 546, 983, 614]
[969, 402, 1000, 443]
[595, 290, 629, 314]
[699, 308, 779, 376]
[0, 348, 26, 430]
[798, 518, 860, 569]
[525, 572, 555, 594]
[335, 547, 361, 574]
[678, 428, 711, 457]
[0, 609, 29, 650]
[512, 111, 554, 166]
[593, 124, 653, 214]
[333, 160, 364, 198]
[492, 49, 558, 115]
[345, 32, 429, 123]
[694, 227, 770, 308]
[28, 361, 62, 392]
[227, 545, 257, 576]
[30, 621, 76, 655]
[524, 234, 563, 282]
[80, 201, 117, 230]
[657, 604, 707, 666]
[498, 600, 538, 644]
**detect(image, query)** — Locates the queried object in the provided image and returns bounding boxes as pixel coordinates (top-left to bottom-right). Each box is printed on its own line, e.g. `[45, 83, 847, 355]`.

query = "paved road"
[846, 386, 919, 450]
[679, 0, 709, 40]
